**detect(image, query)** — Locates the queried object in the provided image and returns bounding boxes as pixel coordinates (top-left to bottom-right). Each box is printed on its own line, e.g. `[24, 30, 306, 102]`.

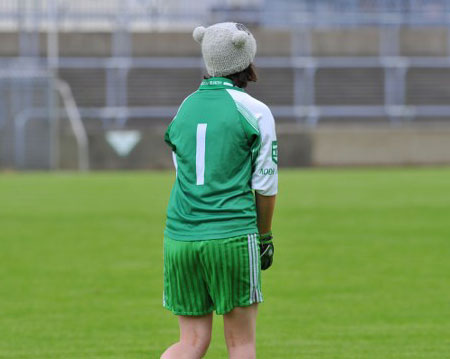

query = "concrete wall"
[57, 124, 450, 170]
[0, 29, 291, 57]
[1, 27, 449, 57]
[310, 124, 450, 166]
[400, 28, 448, 56]
[311, 28, 379, 56]
[5, 122, 449, 170]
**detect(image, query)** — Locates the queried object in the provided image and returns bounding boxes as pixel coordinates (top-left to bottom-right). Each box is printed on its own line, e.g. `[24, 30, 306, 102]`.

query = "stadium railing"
[2, 0, 450, 169]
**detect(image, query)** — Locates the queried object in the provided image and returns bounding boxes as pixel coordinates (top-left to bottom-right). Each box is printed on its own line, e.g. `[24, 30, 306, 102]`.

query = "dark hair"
[204, 63, 258, 88]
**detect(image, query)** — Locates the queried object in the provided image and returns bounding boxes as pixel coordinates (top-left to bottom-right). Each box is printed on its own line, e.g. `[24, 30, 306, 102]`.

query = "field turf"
[1, 168, 449, 358]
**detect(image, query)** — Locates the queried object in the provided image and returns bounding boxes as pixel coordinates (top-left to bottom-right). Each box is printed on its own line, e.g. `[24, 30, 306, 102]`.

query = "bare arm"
[255, 192, 276, 234]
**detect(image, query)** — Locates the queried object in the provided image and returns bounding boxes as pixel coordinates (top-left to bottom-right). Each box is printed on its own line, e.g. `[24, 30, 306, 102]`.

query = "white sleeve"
[252, 106, 278, 196]
[225, 88, 278, 196]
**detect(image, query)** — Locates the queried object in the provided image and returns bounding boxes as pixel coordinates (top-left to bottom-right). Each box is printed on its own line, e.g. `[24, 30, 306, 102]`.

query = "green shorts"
[163, 234, 263, 316]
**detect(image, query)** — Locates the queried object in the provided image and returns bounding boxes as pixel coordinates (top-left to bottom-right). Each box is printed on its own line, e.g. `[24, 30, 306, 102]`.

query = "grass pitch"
[1, 168, 449, 358]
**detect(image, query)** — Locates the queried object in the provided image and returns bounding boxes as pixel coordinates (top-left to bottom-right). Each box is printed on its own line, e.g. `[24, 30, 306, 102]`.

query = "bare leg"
[223, 304, 258, 359]
[161, 313, 213, 359]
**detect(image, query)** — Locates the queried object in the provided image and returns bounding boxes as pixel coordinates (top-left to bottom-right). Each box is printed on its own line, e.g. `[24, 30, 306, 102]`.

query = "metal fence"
[2, 0, 450, 169]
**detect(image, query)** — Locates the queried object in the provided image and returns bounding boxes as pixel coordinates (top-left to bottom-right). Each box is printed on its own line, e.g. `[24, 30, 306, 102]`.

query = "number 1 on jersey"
[196, 123, 207, 185]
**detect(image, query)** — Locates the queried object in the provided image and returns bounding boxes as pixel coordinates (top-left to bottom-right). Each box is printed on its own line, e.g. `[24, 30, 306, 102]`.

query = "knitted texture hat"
[193, 22, 257, 77]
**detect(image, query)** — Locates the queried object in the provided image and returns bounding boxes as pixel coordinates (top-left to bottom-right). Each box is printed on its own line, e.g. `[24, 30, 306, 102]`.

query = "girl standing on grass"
[161, 22, 278, 359]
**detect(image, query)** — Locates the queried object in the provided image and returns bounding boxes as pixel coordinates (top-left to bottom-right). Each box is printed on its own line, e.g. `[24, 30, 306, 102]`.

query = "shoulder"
[167, 91, 198, 131]
[169, 91, 199, 128]
[225, 89, 272, 119]
[225, 89, 274, 133]
[178, 91, 199, 110]
[225, 89, 275, 135]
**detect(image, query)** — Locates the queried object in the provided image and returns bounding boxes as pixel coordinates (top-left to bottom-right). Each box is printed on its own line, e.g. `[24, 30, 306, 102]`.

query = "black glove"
[259, 231, 274, 270]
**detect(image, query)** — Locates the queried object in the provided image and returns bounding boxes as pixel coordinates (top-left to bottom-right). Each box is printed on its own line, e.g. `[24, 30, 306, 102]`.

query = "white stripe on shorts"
[251, 234, 258, 302]
[253, 234, 263, 302]
[248, 233, 263, 304]
[247, 234, 254, 303]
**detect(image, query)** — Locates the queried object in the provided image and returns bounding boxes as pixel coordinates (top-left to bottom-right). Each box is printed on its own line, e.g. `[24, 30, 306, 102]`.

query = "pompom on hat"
[193, 22, 257, 77]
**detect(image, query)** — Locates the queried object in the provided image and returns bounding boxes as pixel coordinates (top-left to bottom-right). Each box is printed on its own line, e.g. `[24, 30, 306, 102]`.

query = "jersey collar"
[199, 77, 244, 92]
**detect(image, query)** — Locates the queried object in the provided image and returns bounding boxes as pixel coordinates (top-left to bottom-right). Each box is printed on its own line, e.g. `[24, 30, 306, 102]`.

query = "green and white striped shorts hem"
[163, 233, 263, 316]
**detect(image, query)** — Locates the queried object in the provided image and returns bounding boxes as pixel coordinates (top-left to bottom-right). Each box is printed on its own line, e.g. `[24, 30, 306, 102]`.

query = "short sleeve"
[164, 120, 176, 151]
[251, 106, 278, 196]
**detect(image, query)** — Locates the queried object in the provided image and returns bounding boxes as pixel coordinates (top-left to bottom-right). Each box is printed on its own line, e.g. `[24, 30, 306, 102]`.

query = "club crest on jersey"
[271, 141, 278, 164]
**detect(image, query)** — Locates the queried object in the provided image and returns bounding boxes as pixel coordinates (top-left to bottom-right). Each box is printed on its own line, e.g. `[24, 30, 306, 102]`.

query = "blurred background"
[1, 0, 450, 171]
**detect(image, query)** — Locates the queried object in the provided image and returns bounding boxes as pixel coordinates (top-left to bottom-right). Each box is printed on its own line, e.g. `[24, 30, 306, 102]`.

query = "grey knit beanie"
[193, 22, 257, 77]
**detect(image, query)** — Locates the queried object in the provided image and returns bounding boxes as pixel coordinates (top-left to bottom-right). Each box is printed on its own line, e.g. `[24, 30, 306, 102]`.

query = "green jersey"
[164, 77, 278, 241]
